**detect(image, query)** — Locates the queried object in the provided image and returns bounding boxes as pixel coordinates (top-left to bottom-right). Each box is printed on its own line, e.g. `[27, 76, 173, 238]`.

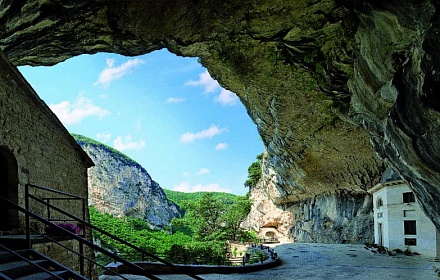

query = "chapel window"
[376, 197, 383, 208]
[405, 238, 417, 246]
[403, 192, 415, 203]
[404, 220, 417, 235]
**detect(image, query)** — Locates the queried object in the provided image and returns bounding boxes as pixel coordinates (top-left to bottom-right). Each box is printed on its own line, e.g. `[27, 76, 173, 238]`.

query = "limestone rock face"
[242, 161, 294, 243]
[1, 0, 439, 230]
[347, 1, 440, 229]
[75, 136, 180, 228]
[289, 192, 373, 244]
[243, 153, 373, 244]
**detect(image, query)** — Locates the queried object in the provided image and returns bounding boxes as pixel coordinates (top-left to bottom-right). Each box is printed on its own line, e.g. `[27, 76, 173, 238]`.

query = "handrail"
[24, 183, 204, 279]
[27, 193, 204, 280]
[26, 227, 130, 280]
[25, 183, 86, 230]
[25, 183, 87, 274]
[26, 183, 85, 199]
[0, 196, 162, 280]
[0, 243, 65, 280]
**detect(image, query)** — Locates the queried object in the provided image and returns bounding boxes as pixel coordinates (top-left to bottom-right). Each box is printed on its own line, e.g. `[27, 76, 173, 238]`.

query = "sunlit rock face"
[243, 153, 373, 244]
[1, 0, 439, 230]
[76, 136, 181, 229]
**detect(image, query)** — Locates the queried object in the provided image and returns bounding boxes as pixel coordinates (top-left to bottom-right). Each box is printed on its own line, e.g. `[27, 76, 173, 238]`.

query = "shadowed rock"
[0, 0, 438, 231]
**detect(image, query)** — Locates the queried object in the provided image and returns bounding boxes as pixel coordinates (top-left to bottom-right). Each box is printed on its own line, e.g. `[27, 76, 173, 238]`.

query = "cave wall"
[348, 1, 440, 229]
[290, 192, 373, 244]
[0, 0, 438, 231]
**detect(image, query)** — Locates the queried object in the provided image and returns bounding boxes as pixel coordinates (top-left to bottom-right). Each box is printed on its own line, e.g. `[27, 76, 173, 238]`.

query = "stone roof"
[261, 221, 278, 228]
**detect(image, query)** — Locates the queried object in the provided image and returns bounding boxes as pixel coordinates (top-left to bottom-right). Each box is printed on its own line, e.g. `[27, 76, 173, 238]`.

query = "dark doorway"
[378, 223, 383, 247]
[0, 147, 19, 231]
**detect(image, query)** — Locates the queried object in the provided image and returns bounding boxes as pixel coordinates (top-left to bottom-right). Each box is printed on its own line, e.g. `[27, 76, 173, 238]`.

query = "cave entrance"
[0, 146, 19, 231]
[18, 49, 264, 195]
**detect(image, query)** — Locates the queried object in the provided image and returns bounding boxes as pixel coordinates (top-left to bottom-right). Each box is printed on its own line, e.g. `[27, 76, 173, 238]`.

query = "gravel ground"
[101, 242, 440, 280]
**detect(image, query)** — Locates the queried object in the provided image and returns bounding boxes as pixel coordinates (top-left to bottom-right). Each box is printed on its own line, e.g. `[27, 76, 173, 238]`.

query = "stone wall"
[0, 50, 94, 277]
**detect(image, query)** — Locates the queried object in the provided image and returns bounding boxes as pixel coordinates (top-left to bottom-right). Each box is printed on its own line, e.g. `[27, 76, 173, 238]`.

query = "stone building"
[0, 50, 94, 274]
[369, 168, 440, 259]
[258, 221, 281, 243]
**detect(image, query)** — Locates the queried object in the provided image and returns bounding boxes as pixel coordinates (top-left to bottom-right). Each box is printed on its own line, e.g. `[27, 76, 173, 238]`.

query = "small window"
[403, 210, 416, 218]
[403, 192, 415, 203]
[404, 220, 417, 235]
[405, 238, 417, 246]
[376, 197, 383, 208]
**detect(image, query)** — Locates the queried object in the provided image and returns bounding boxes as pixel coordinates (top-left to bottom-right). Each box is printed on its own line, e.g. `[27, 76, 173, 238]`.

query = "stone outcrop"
[288, 192, 373, 244]
[243, 152, 373, 244]
[74, 135, 180, 229]
[0, 1, 439, 230]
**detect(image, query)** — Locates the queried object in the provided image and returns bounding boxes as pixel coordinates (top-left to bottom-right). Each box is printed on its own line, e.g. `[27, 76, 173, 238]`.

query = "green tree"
[172, 193, 252, 242]
[183, 192, 227, 240]
[244, 153, 263, 188]
[222, 196, 252, 241]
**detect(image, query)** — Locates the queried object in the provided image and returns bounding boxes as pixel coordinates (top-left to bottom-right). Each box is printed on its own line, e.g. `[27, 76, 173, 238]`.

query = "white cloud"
[96, 132, 111, 143]
[196, 168, 210, 176]
[166, 97, 186, 104]
[49, 94, 109, 125]
[215, 143, 229, 150]
[93, 58, 144, 87]
[186, 70, 238, 106]
[172, 182, 231, 193]
[185, 70, 220, 93]
[113, 135, 145, 151]
[215, 89, 238, 106]
[180, 125, 226, 143]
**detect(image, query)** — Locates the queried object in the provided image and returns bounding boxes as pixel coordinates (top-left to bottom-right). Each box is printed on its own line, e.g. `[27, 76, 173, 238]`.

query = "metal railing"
[0, 196, 142, 280]
[25, 184, 87, 274]
[115, 247, 272, 267]
[0, 243, 68, 280]
[23, 183, 203, 279]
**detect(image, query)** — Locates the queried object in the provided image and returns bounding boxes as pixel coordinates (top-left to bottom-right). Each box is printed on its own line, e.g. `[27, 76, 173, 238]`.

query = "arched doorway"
[265, 231, 276, 240]
[0, 146, 19, 231]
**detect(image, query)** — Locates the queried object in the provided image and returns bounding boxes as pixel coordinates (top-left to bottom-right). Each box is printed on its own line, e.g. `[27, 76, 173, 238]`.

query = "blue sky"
[18, 49, 264, 195]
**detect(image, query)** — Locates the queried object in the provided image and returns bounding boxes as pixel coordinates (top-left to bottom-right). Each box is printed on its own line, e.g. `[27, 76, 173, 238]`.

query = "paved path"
[101, 243, 440, 280]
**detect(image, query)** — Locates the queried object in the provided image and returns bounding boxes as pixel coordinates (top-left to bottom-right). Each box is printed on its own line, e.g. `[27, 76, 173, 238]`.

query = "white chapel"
[368, 167, 440, 259]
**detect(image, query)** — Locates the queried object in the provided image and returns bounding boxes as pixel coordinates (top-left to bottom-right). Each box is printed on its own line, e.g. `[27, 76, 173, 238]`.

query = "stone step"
[0, 246, 87, 280]
[0, 259, 49, 279]
[16, 270, 69, 280]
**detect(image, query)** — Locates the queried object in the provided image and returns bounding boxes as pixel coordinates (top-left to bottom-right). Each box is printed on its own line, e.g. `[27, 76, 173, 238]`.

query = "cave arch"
[265, 231, 276, 239]
[2, 0, 440, 233]
[0, 146, 19, 231]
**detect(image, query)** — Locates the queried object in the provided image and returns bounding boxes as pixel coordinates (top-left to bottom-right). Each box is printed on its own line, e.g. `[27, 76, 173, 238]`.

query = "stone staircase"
[0, 248, 87, 280]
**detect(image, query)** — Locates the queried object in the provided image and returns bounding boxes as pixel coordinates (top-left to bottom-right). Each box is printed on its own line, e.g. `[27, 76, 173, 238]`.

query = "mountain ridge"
[73, 133, 181, 229]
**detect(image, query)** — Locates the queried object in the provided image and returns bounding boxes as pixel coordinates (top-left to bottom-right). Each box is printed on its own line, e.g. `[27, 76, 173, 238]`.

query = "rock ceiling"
[0, 0, 439, 229]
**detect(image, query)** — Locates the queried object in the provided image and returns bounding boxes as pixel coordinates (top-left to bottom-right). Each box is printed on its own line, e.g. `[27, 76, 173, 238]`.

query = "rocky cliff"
[73, 134, 180, 229]
[1, 1, 439, 231]
[243, 152, 373, 244]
